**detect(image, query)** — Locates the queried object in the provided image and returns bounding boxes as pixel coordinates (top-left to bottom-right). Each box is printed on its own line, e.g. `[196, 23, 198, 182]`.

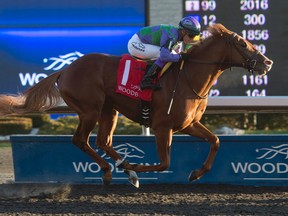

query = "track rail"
[47, 96, 288, 114]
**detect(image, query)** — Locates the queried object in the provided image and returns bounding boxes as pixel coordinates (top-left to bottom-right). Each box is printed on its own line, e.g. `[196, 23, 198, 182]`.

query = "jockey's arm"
[156, 30, 182, 67]
[159, 47, 181, 63]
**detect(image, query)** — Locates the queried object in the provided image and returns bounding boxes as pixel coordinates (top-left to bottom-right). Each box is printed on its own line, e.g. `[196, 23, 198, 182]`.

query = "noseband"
[228, 33, 260, 73]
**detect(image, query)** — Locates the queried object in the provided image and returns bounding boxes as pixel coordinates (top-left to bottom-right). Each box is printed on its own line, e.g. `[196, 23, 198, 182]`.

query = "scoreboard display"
[183, 0, 287, 98]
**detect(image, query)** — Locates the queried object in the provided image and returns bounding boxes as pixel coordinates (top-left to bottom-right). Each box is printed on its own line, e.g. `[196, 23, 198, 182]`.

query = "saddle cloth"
[116, 54, 153, 101]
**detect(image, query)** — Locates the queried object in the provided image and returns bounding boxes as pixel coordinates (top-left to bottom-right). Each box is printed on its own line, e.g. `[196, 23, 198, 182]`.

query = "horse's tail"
[0, 72, 62, 116]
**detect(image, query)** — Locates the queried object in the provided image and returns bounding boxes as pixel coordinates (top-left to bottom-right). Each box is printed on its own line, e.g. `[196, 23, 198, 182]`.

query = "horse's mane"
[187, 23, 233, 53]
[207, 23, 234, 37]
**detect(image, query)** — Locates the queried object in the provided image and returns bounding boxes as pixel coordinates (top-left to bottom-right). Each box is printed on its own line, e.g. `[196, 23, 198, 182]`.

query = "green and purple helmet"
[179, 16, 201, 36]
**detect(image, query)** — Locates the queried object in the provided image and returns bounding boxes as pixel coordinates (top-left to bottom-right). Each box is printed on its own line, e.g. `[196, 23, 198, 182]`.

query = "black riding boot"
[140, 64, 162, 90]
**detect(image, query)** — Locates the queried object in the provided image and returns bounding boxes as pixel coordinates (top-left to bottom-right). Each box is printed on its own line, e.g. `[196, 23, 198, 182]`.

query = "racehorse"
[0, 24, 273, 187]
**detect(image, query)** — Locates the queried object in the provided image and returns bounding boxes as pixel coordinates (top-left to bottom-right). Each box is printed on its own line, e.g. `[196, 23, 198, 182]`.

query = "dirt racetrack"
[0, 183, 288, 215]
[1, 146, 288, 215]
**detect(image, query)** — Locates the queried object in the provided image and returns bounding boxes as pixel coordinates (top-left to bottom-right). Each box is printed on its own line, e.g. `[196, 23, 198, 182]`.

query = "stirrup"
[152, 82, 162, 90]
[140, 79, 154, 90]
[140, 84, 153, 90]
[140, 83, 162, 90]
[140, 78, 162, 90]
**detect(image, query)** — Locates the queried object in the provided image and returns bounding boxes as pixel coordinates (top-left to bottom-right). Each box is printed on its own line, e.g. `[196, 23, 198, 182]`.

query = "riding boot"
[140, 64, 162, 90]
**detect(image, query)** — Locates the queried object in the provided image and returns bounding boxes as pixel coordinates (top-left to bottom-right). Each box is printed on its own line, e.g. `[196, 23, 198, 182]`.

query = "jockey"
[127, 16, 201, 90]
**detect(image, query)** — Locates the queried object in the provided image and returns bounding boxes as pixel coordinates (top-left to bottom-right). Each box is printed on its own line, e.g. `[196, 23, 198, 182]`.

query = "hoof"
[102, 170, 112, 186]
[124, 170, 139, 188]
[188, 169, 201, 182]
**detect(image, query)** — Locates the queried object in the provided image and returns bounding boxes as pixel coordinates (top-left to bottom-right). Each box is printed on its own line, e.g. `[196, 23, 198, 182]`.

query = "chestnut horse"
[0, 24, 273, 187]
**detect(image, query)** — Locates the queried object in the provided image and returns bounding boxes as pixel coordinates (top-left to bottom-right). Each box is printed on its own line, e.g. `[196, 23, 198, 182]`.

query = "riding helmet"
[179, 16, 201, 35]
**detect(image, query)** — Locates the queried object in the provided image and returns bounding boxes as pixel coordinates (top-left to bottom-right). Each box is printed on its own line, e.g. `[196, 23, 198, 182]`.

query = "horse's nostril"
[264, 60, 273, 66]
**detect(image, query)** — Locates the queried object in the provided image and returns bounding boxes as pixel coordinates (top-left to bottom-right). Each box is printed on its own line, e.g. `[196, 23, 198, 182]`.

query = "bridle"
[182, 32, 261, 99]
[228, 33, 260, 73]
[186, 32, 260, 73]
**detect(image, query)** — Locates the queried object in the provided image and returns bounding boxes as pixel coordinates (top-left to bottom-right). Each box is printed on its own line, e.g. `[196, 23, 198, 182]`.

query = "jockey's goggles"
[186, 32, 200, 41]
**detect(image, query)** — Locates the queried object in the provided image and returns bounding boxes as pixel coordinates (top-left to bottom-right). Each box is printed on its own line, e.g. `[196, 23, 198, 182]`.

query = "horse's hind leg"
[72, 111, 112, 185]
[181, 121, 220, 181]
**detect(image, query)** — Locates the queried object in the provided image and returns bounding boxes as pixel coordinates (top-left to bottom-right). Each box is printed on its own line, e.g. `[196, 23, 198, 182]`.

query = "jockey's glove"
[179, 53, 190, 61]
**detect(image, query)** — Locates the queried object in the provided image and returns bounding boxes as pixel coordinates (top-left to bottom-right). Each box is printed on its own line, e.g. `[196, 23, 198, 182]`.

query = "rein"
[182, 66, 208, 99]
[167, 60, 207, 115]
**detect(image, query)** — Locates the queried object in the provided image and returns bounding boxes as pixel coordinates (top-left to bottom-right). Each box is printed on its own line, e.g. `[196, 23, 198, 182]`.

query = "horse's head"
[208, 24, 273, 75]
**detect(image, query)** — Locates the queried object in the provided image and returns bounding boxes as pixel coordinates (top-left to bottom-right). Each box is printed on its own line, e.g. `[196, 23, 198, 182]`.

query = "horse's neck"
[185, 38, 227, 96]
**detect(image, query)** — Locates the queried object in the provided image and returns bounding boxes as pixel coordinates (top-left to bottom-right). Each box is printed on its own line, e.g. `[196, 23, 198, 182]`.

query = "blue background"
[0, 0, 146, 27]
[0, 0, 147, 94]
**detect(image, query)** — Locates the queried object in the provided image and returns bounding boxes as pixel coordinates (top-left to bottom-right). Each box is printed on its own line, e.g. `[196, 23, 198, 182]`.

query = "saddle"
[116, 54, 152, 101]
[116, 54, 172, 127]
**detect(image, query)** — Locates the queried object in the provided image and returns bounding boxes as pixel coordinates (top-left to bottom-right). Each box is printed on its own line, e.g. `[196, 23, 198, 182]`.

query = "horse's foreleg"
[72, 112, 112, 185]
[96, 104, 139, 187]
[96, 105, 122, 161]
[181, 121, 220, 181]
[122, 128, 173, 172]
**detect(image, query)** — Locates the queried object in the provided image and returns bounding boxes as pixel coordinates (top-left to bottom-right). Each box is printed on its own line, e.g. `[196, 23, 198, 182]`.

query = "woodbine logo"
[19, 51, 84, 86]
[72, 142, 172, 180]
[231, 144, 288, 180]
[100, 143, 145, 160]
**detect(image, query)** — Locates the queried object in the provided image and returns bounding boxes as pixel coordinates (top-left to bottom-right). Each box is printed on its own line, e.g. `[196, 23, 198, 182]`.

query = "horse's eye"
[241, 42, 247, 48]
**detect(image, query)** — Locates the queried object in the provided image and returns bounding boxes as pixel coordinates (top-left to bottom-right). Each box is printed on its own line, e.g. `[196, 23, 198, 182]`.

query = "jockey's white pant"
[127, 34, 160, 61]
